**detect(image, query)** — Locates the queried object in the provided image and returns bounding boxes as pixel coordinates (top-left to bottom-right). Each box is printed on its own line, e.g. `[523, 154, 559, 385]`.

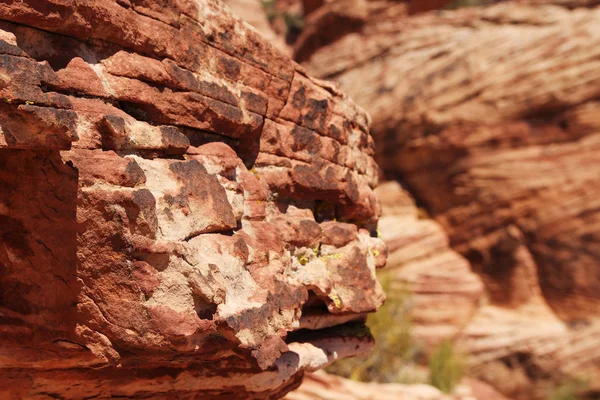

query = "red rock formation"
[298, 2, 600, 398]
[0, 1, 385, 398]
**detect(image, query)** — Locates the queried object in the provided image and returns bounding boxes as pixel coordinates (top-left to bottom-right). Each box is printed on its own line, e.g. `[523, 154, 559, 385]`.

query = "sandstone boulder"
[0, 1, 385, 398]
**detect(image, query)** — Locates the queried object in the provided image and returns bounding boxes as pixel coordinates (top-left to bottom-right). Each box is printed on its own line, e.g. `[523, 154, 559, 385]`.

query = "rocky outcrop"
[0, 1, 385, 398]
[297, 2, 600, 399]
[284, 371, 511, 400]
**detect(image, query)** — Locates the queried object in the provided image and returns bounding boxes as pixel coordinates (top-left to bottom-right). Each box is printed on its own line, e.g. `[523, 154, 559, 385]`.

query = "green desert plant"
[260, 0, 304, 36]
[326, 272, 426, 384]
[282, 12, 304, 32]
[326, 273, 467, 390]
[260, 0, 277, 22]
[428, 340, 465, 393]
[549, 379, 588, 400]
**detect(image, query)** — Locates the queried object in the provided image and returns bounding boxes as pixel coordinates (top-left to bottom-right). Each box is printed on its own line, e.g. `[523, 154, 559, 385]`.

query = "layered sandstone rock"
[284, 371, 511, 400]
[376, 181, 483, 346]
[0, 1, 385, 398]
[298, 2, 600, 398]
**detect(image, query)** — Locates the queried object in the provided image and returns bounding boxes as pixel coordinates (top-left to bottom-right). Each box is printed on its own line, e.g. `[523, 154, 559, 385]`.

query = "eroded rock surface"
[298, 2, 600, 398]
[0, 1, 385, 398]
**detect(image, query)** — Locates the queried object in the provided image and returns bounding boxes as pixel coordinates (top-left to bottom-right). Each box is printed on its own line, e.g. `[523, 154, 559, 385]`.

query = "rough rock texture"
[284, 371, 512, 400]
[0, 1, 386, 398]
[298, 2, 600, 399]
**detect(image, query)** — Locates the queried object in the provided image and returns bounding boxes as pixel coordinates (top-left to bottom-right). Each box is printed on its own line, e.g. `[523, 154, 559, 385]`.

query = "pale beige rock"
[376, 182, 484, 346]
[284, 371, 511, 400]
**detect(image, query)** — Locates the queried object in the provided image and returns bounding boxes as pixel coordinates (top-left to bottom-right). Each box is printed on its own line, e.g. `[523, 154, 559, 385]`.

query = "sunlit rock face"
[0, 1, 385, 398]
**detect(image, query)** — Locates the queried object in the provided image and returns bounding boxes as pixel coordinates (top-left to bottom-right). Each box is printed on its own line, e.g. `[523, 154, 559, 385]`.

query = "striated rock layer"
[0, 1, 386, 398]
[298, 2, 600, 399]
[284, 371, 511, 400]
[376, 182, 483, 347]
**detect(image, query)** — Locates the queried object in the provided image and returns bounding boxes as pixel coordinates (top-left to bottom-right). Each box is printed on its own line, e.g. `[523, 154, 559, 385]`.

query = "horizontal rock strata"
[376, 182, 483, 347]
[0, 1, 385, 398]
